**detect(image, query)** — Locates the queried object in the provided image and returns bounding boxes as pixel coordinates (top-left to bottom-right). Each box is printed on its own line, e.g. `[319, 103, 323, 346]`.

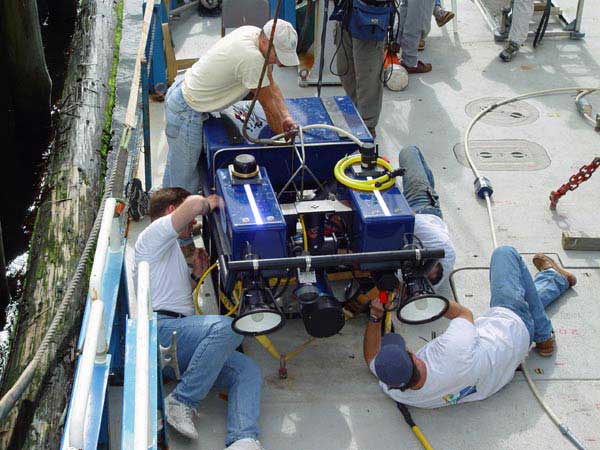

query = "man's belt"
[155, 309, 186, 318]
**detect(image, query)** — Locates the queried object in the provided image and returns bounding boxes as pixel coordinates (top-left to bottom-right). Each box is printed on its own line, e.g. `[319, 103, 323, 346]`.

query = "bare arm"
[444, 300, 474, 324]
[170, 194, 219, 233]
[363, 297, 385, 367]
[253, 68, 296, 135]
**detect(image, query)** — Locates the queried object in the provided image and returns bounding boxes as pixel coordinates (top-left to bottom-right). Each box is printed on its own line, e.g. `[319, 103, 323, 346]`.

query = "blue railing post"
[140, 59, 153, 191]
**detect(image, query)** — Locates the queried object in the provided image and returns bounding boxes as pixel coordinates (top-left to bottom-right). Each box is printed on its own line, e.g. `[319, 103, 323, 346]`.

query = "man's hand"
[282, 116, 298, 142]
[370, 296, 385, 319]
[206, 194, 222, 212]
[191, 248, 210, 280]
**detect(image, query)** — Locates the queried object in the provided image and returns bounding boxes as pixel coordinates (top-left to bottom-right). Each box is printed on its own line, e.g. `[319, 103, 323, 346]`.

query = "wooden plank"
[176, 57, 198, 70]
[562, 231, 600, 251]
[162, 23, 177, 85]
[125, 0, 156, 128]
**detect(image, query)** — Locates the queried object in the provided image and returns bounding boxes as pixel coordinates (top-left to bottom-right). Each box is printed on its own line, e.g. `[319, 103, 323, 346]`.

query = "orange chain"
[549, 157, 600, 210]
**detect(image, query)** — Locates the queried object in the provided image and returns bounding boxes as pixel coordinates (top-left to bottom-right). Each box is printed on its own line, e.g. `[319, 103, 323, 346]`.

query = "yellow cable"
[193, 261, 218, 315]
[334, 155, 396, 191]
[299, 214, 308, 251]
[412, 426, 434, 450]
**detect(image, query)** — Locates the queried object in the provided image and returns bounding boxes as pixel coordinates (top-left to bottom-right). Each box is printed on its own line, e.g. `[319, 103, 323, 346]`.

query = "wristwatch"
[191, 272, 201, 283]
[369, 313, 383, 323]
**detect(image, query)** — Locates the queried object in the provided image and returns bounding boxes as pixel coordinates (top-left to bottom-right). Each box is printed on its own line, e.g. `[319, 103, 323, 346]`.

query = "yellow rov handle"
[412, 425, 434, 450]
[334, 155, 396, 191]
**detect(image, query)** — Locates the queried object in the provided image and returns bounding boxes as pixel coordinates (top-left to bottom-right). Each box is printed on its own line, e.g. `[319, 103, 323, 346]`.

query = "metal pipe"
[134, 261, 151, 450]
[227, 249, 445, 272]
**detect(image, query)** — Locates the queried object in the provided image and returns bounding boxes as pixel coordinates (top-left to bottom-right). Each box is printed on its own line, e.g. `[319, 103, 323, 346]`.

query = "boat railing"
[65, 198, 120, 449]
[134, 261, 152, 449]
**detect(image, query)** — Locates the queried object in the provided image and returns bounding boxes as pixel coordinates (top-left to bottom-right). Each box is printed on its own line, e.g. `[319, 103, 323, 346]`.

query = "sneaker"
[434, 7, 455, 28]
[165, 394, 198, 440]
[225, 438, 267, 450]
[536, 331, 555, 357]
[532, 254, 577, 287]
[499, 41, 520, 62]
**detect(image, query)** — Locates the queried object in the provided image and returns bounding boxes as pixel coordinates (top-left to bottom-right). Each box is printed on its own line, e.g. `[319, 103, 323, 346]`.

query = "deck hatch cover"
[465, 97, 540, 126]
[453, 139, 550, 171]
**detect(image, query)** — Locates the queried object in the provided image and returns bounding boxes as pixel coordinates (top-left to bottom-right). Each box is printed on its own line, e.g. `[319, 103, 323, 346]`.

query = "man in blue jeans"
[163, 19, 299, 194]
[399, 145, 455, 287]
[135, 188, 266, 450]
[364, 246, 576, 408]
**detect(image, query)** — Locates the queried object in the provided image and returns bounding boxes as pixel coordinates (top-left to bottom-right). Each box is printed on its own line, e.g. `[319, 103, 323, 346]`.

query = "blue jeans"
[398, 145, 443, 219]
[162, 78, 208, 193]
[489, 246, 569, 343]
[158, 314, 262, 445]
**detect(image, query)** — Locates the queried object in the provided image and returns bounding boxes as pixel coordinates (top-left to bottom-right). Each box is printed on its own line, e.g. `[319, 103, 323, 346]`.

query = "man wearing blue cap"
[363, 247, 577, 408]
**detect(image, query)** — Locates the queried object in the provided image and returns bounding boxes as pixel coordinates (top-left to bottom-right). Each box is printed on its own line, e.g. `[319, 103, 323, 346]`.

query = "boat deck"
[115, 0, 600, 448]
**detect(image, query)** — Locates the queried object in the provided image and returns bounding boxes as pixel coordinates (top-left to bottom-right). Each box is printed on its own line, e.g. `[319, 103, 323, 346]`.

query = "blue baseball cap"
[374, 333, 414, 388]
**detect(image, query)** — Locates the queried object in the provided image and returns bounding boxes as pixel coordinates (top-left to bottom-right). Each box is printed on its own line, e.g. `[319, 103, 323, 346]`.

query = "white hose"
[464, 86, 599, 450]
[271, 123, 367, 148]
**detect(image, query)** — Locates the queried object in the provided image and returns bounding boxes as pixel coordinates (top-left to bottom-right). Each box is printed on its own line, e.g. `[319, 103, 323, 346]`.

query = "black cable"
[241, 0, 283, 145]
[273, 269, 292, 298]
[396, 402, 416, 427]
[533, 0, 552, 48]
[317, 0, 331, 97]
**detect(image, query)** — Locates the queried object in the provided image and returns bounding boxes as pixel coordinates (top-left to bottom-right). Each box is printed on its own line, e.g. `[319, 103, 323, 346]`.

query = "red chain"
[549, 157, 600, 210]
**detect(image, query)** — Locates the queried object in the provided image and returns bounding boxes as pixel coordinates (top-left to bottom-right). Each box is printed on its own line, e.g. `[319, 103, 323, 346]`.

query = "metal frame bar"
[134, 261, 151, 450]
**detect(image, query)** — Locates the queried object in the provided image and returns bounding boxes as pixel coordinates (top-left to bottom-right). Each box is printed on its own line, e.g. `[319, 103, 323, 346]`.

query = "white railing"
[67, 198, 119, 449]
[134, 261, 152, 450]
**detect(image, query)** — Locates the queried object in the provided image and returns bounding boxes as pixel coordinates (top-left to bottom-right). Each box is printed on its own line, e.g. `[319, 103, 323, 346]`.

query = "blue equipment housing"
[348, 184, 415, 253]
[215, 166, 287, 261]
[203, 96, 416, 263]
[204, 96, 373, 190]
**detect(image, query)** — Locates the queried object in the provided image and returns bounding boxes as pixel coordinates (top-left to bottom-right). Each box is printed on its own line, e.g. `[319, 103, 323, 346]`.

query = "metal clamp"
[159, 331, 181, 380]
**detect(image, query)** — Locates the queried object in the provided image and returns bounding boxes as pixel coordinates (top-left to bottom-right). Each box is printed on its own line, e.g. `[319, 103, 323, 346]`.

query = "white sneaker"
[164, 394, 198, 440]
[225, 438, 267, 450]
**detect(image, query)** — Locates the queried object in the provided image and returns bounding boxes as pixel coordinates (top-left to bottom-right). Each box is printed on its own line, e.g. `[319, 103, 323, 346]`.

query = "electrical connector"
[474, 176, 493, 199]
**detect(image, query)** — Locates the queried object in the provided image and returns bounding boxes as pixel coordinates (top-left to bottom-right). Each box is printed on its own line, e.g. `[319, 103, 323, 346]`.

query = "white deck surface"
[118, 0, 600, 448]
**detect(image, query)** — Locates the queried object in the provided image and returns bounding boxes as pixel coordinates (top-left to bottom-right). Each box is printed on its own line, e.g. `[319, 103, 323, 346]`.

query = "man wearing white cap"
[162, 19, 299, 194]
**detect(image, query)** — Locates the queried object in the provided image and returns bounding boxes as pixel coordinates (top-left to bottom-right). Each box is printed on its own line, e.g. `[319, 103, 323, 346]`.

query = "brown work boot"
[536, 331, 555, 357]
[532, 254, 577, 287]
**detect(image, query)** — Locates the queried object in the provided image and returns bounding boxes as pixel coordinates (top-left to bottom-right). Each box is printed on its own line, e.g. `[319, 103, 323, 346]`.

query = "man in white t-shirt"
[399, 145, 455, 288]
[135, 188, 267, 450]
[364, 246, 577, 409]
[162, 19, 300, 194]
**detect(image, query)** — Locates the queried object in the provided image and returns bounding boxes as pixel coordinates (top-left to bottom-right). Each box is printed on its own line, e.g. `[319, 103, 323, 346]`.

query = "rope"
[463, 86, 598, 450]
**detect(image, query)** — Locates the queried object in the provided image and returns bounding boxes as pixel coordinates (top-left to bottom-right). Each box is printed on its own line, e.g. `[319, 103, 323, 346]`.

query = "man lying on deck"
[135, 188, 267, 450]
[363, 247, 576, 408]
[162, 19, 299, 194]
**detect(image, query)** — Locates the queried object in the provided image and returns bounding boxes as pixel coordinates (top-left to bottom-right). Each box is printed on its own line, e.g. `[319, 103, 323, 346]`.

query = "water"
[0, 1, 77, 376]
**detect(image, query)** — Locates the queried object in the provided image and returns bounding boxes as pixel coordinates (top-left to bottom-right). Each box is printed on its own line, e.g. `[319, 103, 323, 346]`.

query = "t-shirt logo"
[443, 385, 477, 405]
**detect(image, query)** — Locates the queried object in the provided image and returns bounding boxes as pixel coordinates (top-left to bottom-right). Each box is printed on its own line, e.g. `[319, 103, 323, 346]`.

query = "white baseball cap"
[262, 19, 299, 67]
